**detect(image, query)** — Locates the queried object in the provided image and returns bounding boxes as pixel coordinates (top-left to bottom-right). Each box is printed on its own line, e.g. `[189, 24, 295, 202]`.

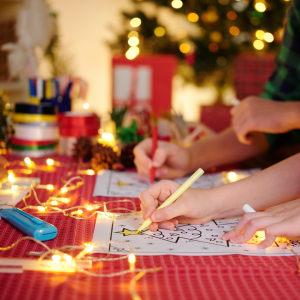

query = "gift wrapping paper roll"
[14, 124, 58, 141]
[11, 149, 55, 158]
[60, 125, 99, 138]
[15, 103, 56, 115]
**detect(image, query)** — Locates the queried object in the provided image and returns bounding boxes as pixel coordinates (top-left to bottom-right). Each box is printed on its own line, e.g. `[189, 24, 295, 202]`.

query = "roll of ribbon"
[59, 112, 99, 127]
[12, 149, 55, 158]
[12, 113, 57, 123]
[15, 103, 56, 115]
[10, 138, 56, 147]
[14, 124, 58, 141]
[60, 125, 99, 138]
[10, 143, 56, 151]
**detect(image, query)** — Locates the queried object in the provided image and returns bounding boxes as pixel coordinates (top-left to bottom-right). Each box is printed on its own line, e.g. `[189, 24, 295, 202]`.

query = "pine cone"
[120, 142, 137, 169]
[72, 137, 93, 162]
[91, 143, 119, 171]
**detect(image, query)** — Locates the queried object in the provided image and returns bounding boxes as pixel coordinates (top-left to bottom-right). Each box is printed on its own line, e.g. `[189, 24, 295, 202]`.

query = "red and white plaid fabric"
[0, 155, 299, 300]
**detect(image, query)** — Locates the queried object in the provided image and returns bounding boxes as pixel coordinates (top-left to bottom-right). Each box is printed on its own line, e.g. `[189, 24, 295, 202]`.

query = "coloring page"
[93, 169, 260, 198]
[92, 213, 300, 256]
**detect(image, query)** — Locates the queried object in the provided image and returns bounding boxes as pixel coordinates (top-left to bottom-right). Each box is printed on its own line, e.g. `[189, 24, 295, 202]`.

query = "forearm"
[211, 152, 300, 219]
[187, 128, 270, 171]
[284, 102, 300, 131]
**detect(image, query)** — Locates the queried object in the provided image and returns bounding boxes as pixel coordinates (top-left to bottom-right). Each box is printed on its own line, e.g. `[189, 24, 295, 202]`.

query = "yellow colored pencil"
[136, 168, 204, 233]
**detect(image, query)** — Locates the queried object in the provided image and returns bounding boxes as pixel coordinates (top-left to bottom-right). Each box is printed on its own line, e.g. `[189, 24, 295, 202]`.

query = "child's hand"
[222, 199, 300, 248]
[230, 96, 299, 145]
[134, 139, 192, 180]
[139, 180, 217, 232]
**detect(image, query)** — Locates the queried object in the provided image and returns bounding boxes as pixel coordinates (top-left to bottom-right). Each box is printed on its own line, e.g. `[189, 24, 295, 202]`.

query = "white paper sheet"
[92, 212, 300, 256]
[93, 169, 260, 198]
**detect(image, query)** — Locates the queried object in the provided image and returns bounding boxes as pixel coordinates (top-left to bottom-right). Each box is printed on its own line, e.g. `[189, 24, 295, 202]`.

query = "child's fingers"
[157, 219, 178, 231]
[222, 212, 266, 240]
[230, 216, 279, 244]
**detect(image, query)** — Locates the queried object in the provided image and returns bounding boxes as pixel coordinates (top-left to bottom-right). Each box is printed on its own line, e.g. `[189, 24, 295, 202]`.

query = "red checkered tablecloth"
[0, 155, 299, 300]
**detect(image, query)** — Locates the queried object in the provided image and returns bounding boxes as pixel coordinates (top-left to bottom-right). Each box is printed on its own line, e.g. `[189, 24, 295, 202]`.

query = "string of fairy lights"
[125, 0, 289, 60]
[0, 157, 163, 299]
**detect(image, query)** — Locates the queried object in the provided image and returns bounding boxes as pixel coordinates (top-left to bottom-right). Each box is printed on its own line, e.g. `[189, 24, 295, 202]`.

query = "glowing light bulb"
[255, 2, 266, 12]
[264, 32, 274, 43]
[46, 159, 54, 166]
[253, 39, 264, 50]
[8, 172, 15, 182]
[12, 185, 18, 190]
[171, 0, 183, 9]
[85, 245, 94, 252]
[24, 157, 31, 165]
[154, 27, 165, 37]
[51, 200, 58, 206]
[46, 184, 54, 190]
[52, 254, 61, 262]
[38, 206, 46, 212]
[61, 187, 68, 193]
[78, 209, 83, 214]
[102, 132, 114, 142]
[86, 205, 93, 211]
[62, 198, 69, 203]
[255, 30, 265, 40]
[83, 102, 89, 110]
[86, 169, 95, 175]
[179, 43, 190, 53]
[128, 37, 139, 47]
[130, 18, 141, 28]
[128, 253, 136, 264]
[63, 254, 73, 263]
[227, 172, 237, 182]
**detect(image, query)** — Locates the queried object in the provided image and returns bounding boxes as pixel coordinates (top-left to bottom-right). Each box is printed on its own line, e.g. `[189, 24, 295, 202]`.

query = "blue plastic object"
[0, 208, 57, 241]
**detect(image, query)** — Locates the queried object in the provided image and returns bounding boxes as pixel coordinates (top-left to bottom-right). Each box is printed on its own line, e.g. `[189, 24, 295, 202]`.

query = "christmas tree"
[110, 0, 290, 90]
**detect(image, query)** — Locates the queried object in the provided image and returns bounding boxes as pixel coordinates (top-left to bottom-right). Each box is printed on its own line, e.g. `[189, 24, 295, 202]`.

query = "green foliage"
[116, 119, 144, 144]
[110, 0, 290, 89]
[110, 106, 128, 128]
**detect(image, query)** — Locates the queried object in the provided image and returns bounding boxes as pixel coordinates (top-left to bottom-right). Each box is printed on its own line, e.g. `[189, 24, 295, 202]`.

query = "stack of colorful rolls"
[59, 112, 99, 156]
[10, 103, 58, 157]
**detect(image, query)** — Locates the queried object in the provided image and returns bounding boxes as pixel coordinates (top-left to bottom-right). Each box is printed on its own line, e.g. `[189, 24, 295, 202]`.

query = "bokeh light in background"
[128, 36, 139, 46]
[253, 39, 264, 50]
[209, 43, 219, 53]
[264, 32, 274, 43]
[255, 30, 265, 40]
[187, 13, 199, 22]
[229, 26, 240, 36]
[154, 27, 165, 37]
[171, 0, 183, 9]
[179, 43, 190, 53]
[130, 17, 141, 27]
[227, 11, 237, 20]
[255, 2, 266, 12]
[128, 31, 138, 38]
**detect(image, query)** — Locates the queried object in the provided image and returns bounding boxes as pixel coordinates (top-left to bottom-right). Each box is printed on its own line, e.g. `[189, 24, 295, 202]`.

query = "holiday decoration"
[91, 143, 118, 171]
[110, 0, 289, 91]
[120, 142, 137, 169]
[72, 136, 93, 162]
[0, 91, 13, 149]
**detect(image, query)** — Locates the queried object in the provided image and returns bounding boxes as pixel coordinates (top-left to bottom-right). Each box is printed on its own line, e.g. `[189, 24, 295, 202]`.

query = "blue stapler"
[0, 208, 57, 241]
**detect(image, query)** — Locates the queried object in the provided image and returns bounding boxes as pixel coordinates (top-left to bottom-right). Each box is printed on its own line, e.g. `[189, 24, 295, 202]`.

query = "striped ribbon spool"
[10, 143, 56, 151]
[13, 124, 58, 141]
[11, 149, 55, 158]
[12, 114, 57, 123]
